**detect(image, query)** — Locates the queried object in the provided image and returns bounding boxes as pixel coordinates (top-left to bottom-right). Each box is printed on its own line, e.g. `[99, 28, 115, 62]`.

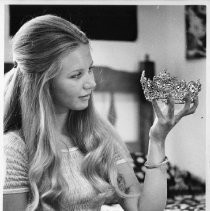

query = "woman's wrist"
[146, 138, 166, 165]
[144, 156, 169, 169]
[149, 129, 168, 143]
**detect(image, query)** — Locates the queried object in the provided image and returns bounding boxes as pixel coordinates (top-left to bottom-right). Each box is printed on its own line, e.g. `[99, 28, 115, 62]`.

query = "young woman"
[3, 14, 198, 211]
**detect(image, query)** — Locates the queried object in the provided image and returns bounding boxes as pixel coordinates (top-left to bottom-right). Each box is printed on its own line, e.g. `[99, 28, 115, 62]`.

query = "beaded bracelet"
[144, 156, 169, 169]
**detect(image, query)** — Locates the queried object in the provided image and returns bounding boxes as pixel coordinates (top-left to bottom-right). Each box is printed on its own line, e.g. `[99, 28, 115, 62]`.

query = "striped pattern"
[3, 131, 29, 194]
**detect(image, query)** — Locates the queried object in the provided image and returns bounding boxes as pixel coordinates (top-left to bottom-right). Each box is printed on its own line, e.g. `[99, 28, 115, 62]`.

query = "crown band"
[140, 70, 201, 104]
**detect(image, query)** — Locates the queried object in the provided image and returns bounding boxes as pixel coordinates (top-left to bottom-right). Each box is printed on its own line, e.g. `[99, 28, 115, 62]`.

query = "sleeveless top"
[3, 131, 131, 211]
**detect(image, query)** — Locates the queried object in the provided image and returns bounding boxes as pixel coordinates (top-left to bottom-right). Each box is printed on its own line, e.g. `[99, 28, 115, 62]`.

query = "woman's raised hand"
[149, 93, 199, 143]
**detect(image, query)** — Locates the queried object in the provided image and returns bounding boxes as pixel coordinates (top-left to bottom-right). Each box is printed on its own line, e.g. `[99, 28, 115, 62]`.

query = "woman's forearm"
[138, 139, 167, 211]
[136, 93, 198, 211]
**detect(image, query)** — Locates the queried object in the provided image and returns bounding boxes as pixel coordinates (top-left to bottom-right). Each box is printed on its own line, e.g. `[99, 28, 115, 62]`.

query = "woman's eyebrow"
[69, 61, 94, 74]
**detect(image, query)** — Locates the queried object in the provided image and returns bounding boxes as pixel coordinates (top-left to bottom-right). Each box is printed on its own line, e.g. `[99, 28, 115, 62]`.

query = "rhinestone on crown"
[140, 70, 201, 104]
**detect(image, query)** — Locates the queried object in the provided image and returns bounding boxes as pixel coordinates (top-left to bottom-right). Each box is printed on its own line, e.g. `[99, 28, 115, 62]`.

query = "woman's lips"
[79, 94, 91, 100]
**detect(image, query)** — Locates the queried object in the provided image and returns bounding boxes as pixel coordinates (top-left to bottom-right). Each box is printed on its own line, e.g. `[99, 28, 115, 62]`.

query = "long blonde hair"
[4, 14, 131, 210]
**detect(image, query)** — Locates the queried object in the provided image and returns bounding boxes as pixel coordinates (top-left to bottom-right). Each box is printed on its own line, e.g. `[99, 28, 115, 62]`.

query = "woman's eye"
[89, 66, 94, 74]
[70, 72, 82, 79]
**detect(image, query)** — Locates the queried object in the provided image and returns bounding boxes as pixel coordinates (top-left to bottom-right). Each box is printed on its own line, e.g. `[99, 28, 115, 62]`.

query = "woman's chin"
[72, 103, 89, 111]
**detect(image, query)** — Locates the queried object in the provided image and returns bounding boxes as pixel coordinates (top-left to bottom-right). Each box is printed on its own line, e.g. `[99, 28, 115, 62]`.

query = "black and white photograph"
[1, 1, 209, 211]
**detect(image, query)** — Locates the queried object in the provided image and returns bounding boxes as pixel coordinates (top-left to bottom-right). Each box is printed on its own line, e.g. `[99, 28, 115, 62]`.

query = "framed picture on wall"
[185, 5, 206, 59]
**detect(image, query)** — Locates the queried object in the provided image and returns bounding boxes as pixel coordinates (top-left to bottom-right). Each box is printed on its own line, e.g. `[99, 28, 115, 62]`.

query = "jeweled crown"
[140, 70, 201, 104]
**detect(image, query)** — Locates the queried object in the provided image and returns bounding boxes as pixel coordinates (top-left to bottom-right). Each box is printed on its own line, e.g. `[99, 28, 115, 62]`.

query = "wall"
[4, 5, 206, 180]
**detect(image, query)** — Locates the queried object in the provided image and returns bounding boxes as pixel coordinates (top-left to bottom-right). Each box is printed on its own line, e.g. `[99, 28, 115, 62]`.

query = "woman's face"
[52, 44, 96, 113]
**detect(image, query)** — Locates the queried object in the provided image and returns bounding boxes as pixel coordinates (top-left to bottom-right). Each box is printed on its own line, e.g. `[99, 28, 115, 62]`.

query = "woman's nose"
[83, 74, 96, 90]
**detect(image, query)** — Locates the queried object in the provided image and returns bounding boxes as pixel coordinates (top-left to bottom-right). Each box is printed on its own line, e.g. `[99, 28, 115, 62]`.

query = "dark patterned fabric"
[130, 152, 146, 183]
[166, 194, 205, 211]
[167, 163, 205, 196]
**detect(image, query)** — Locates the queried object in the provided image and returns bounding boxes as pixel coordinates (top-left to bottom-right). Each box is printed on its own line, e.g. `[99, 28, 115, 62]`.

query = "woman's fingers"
[152, 96, 175, 122]
[174, 95, 198, 123]
[151, 100, 164, 119]
[186, 96, 199, 115]
[175, 93, 191, 116]
[151, 93, 198, 128]
[166, 94, 175, 119]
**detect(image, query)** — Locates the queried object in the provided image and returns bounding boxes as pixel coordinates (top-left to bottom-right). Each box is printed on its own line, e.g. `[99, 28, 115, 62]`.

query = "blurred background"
[4, 5, 206, 182]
